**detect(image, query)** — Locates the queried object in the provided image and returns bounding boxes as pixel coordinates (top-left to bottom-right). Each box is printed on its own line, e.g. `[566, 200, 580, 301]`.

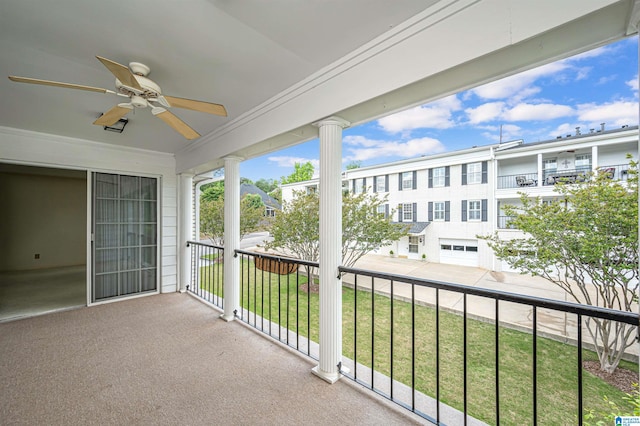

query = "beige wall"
[0, 170, 86, 271]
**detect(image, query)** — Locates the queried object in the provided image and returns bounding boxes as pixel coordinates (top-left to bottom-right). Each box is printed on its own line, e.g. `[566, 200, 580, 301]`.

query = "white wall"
[0, 127, 179, 293]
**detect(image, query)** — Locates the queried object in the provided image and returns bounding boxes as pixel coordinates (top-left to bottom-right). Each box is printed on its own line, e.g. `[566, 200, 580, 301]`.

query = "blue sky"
[241, 37, 639, 182]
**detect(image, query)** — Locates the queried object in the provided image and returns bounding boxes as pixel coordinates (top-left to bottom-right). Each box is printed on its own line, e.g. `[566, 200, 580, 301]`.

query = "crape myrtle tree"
[200, 194, 266, 246]
[265, 189, 408, 270]
[479, 162, 638, 373]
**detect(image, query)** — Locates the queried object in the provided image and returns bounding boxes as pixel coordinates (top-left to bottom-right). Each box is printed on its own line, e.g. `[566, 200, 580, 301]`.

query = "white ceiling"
[1, 0, 638, 175]
[0, 0, 432, 153]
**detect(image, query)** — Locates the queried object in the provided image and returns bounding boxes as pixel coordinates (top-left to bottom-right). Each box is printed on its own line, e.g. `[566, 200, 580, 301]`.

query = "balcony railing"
[236, 249, 320, 359]
[187, 247, 638, 425]
[497, 215, 516, 229]
[497, 163, 631, 189]
[187, 241, 224, 309]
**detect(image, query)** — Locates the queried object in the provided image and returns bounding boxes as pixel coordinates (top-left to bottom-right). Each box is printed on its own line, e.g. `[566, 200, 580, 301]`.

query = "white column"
[312, 116, 350, 383]
[592, 146, 598, 172]
[221, 156, 243, 321]
[537, 153, 543, 187]
[179, 173, 194, 293]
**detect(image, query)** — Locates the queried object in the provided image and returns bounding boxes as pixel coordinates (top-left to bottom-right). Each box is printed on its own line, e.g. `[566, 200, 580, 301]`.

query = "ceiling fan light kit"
[8, 56, 227, 140]
[103, 118, 128, 133]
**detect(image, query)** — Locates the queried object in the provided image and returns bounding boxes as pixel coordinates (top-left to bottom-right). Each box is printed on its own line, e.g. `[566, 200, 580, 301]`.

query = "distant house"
[240, 183, 281, 217]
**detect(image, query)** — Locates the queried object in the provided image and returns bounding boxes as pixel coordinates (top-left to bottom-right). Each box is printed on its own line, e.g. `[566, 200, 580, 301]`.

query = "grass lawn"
[199, 260, 637, 425]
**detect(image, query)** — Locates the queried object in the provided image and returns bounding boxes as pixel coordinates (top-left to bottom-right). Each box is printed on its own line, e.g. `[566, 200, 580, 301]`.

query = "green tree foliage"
[281, 162, 314, 185]
[266, 190, 408, 268]
[479, 162, 638, 373]
[200, 181, 225, 202]
[255, 178, 279, 194]
[200, 194, 266, 246]
[201, 178, 253, 202]
[345, 161, 362, 170]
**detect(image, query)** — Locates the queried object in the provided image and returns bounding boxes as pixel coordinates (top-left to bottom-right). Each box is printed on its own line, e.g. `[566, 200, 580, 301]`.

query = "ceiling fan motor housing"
[115, 73, 161, 99]
[131, 95, 148, 108]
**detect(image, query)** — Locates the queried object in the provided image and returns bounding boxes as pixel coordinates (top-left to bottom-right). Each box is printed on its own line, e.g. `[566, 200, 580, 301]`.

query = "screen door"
[92, 173, 158, 301]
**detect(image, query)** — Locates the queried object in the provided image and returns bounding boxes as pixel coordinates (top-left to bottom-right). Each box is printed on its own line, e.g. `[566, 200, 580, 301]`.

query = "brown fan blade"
[93, 105, 133, 126]
[164, 95, 227, 117]
[96, 56, 142, 90]
[152, 108, 200, 140]
[8, 76, 110, 93]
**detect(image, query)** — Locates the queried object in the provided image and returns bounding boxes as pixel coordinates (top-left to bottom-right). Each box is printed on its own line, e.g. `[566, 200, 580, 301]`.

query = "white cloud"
[377, 95, 461, 133]
[343, 135, 446, 162]
[471, 62, 567, 100]
[268, 156, 319, 170]
[465, 102, 505, 124]
[502, 103, 574, 121]
[626, 75, 638, 94]
[480, 124, 523, 142]
[576, 101, 639, 127]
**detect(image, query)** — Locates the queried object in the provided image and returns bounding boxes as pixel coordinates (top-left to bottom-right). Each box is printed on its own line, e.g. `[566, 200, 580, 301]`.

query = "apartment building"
[281, 125, 638, 271]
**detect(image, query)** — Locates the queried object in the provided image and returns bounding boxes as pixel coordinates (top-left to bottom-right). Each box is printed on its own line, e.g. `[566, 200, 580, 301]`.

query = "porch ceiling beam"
[176, 0, 635, 175]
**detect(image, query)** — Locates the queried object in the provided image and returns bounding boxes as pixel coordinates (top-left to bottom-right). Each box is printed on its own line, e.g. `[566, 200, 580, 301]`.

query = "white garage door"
[440, 239, 478, 267]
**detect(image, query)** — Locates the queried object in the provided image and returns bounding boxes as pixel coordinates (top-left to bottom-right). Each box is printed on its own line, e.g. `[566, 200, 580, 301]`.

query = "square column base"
[219, 313, 235, 322]
[311, 365, 343, 384]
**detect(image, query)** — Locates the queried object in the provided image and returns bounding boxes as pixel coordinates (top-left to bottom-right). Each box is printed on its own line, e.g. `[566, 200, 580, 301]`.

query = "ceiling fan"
[8, 56, 227, 140]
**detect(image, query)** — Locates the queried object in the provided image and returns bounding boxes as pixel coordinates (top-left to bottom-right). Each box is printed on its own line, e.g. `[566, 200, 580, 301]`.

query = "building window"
[575, 154, 591, 172]
[467, 162, 482, 184]
[376, 176, 386, 192]
[468, 200, 481, 221]
[402, 172, 413, 190]
[409, 236, 419, 253]
[543, 158, 557, 181]
[306, 185, 317, 194]
[265, 206, 276, 217]
[434, 202, 445, 220]
[377, 204, 386, 217]
[354, 179, 364, 194]
[441, 244, 452, 250]
[433, 167, 446, 187]
[402, 203, 413, 221]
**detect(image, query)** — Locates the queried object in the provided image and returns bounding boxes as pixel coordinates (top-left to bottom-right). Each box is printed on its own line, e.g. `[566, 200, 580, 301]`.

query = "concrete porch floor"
[0, 293, 424, 425]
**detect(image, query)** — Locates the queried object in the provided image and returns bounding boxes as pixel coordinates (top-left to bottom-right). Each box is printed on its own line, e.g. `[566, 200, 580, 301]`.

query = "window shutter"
[462, 164, 467, 186]
[412, 203, 417, 222]
[362, 177, 367, 192]
[482, 199, 488, 222]
[351, 180, 356, 193]
[385, 204, 389, 218]
[445, 201, 450, 222]
[398, 173, 402, 191]
[412, 171, 417, 189]
[461, 200, 467, 222]
[445, 166, 450, 187]
[385, 175, 389, 192]
[482, 161, 488, 184]
[428, 169, 433, 188]
[398, 204, 403, 222]
[428, 201, 433, 221]
[373, 176, 377, 193]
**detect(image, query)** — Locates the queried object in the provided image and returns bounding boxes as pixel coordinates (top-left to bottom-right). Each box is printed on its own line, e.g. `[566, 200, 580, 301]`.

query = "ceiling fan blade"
[8, 76, 111, 94]
[95, 56, 142, 90]
[152, 107, 200, 140]
[164, 95, 227, 117]
[93, 104, 133, 126]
